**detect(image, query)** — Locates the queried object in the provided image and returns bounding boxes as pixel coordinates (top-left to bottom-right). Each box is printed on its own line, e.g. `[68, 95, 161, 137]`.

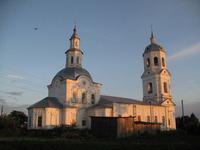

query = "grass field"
[0, 133, 200, 150]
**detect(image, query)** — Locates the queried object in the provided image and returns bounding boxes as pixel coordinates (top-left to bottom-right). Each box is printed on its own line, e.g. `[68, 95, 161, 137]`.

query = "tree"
[190, 113, 199, 126]
[176, 113, 200, 134]
[8, 110, 27, 128]
[0, 115, 15, 129]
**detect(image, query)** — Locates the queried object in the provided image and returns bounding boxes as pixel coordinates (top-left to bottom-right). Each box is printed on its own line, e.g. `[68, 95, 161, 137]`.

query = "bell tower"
[141, 32, 172, 103]
[65, 25, 83, 68]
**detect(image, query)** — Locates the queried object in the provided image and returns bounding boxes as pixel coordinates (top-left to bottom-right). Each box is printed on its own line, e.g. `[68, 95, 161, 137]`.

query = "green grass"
[0, 134, 200, 150]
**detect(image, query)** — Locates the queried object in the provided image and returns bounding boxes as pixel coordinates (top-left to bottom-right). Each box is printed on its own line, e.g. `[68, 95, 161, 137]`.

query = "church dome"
[143, 43, 165, 55]
[143, 31, 165, 55]
[52, 67, 93, 82]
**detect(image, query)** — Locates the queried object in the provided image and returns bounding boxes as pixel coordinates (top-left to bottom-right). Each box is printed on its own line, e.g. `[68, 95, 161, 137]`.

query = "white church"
[28, 26, 176, 130]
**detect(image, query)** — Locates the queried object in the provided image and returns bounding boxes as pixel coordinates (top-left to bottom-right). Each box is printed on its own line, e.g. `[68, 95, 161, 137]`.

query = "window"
[164, 82, 168, 93]
[147, 116, 150, 122]
[91, 94, 95, 104]
[71, 56, 74, 64]
[28, 114, 32, 127]
[77, 57, 79, 64]
[83, 81, 86, 86]
[138, 115, 141, 121]
[155, 116, 158, 123]
[162, 57, 165, 67]
[72, 92, 77, 103]
[38, 116, 42, 127]
[154, 57, 158, 66]
[162, 116, 165, 124]
[82, 120, 86, 126]
[75, 41, 78, 47]
[146, 58, 150, 67]
[82, 92, 87, 104]
[168, 119, 171, 126]
[147, 82, 153, 94]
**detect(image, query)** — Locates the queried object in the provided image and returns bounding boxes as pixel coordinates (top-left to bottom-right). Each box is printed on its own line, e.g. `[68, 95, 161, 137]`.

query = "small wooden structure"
[91, 116, 134, 138]
[134, 121, 161, 134]
[91, 116, 161, 138]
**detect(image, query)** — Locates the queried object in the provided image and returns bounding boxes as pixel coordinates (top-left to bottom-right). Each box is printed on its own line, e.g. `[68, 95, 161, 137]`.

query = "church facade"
[28, 27, 176, 130]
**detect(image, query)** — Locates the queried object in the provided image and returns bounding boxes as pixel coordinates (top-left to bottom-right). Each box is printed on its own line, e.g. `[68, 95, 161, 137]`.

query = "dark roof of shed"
[90, 116, 135, 118]
[135, 121, 162, 125]
[28, 97, 63, 109]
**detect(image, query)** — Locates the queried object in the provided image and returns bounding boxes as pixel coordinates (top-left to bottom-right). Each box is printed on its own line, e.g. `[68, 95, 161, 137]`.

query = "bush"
[176, 113, 200, 135]
[0, 110, 27, 129]
[25, 125, 94, 139]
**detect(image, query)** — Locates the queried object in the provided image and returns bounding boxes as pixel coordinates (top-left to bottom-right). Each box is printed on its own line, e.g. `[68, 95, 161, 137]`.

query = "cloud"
[4, 91, 23, 96]
[7, 74, 24, 80]
[168, 42, 200, 61]
[6, 74, 24, 83]
[0, 98, 6, 105]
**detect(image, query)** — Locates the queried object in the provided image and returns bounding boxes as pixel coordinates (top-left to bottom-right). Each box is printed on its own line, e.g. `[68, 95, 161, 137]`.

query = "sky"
[0, 0, 200, 117]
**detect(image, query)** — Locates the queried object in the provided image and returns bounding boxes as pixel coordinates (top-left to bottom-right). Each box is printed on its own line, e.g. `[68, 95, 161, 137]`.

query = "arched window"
[162, 116, 165, 124]
[162, 57, 165, 67]
[91, 94, 95, 104]
[82, 92, 86, 104]
[72, 92, 77, 103]
[71, 56, 74, 64]
[38, 116, 42, 127]
[77, 57, 79, 64]
[146, 58, 150, 67]
[138, 115, 141, 121]
[147, 116, 150, 122]
[155, 116, 158, 123]
[164, 82, 168, 93]
[168, 119, 171, 126]
[75, 41, 78, 47]
[28, 114, 32, 127]
[154, 57, 158, 66]
[82, 120, 86, 126]
[147, 82, 153, 94]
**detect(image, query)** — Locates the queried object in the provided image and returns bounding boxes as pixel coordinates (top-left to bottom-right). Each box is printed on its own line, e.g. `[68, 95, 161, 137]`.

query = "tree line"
[0, 110, 200, 137]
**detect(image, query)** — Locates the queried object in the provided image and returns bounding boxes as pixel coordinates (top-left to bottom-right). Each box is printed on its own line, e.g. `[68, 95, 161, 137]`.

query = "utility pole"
[181, 100, 184, 124]
[0, 105, 3, 116]
[181, 100, 184, 118]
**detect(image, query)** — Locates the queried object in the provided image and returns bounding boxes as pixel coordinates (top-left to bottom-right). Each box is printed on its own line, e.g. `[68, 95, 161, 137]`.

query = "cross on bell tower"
[70, 25, 80, 49]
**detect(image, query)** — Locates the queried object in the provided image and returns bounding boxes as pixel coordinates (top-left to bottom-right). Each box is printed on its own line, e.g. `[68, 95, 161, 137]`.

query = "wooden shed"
[134, 121, 162, 134]
[91, 116, 161, 138]
[91, 116, 135, 138]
